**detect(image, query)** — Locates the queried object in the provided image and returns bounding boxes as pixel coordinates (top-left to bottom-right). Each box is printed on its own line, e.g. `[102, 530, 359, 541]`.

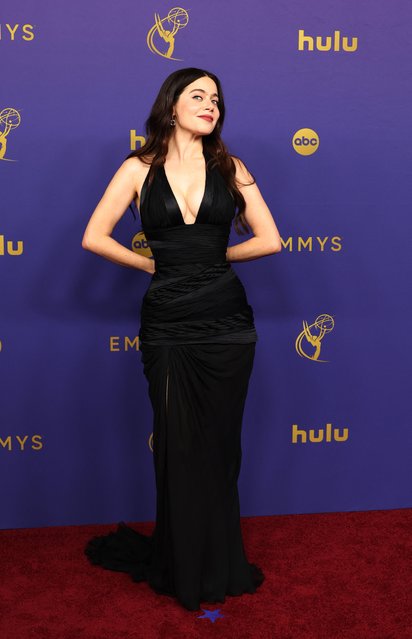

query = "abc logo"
[292, 128, 319, 156]
[131, 231, 152, 257]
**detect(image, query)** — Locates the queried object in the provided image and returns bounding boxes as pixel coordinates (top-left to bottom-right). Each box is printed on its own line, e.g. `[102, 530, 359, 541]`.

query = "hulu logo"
[298, 29, 358, 52]
[292, 423, 348, 444]
[0, 235, 23, 255]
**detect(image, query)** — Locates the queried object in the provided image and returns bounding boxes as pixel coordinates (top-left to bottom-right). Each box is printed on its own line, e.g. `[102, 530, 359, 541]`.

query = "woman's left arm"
[226, 156, 282, 262]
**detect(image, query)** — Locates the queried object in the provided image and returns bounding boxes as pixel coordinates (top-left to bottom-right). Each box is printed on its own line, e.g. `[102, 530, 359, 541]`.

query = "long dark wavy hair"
[125, 67, 256, 235]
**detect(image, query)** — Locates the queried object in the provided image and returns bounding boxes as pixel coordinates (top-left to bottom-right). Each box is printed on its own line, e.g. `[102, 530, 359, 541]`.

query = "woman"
[82, 67, 281, 612]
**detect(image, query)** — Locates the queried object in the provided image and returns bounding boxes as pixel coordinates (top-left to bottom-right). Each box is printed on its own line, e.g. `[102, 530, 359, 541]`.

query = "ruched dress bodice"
[138, 150, 258, 346]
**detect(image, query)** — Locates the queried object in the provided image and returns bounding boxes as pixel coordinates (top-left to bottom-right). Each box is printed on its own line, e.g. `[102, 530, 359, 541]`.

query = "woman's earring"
[170, 116, 176, 126]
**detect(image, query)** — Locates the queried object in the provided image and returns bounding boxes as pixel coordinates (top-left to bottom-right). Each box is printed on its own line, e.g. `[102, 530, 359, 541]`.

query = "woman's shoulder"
[122, 154, 154, 199]
[124, 153, 155, 177]
[124, 153, 155, 171]
[229, 154, 254, 183]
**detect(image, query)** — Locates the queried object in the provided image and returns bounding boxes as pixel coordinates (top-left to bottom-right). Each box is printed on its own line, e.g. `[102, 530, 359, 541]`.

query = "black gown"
[84, 149, 265, 611]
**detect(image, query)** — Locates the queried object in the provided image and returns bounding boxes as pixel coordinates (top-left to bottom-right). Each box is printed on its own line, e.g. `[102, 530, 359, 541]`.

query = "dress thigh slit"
[84, 341, 264, 612]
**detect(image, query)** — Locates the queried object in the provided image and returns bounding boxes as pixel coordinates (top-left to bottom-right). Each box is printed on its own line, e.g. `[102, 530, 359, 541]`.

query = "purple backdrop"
[1, 1, 411, 529]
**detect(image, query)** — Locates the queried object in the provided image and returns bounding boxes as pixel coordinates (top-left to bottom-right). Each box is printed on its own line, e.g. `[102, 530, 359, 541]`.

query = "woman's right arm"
[81, 158, 155, 274]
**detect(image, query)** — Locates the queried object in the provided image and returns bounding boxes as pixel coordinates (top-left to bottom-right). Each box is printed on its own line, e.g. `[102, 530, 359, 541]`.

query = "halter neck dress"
[84, 148, 265, 612]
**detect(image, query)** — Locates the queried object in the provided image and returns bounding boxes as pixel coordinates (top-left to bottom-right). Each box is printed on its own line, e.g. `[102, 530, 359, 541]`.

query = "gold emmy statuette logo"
[295, 313, 335, 362]
[293, 128, 319, 156]
[0, 234, 24, 255]
[292, 422, 349, 444]
[149, 432, 154, 452]
[0, 107, 21, 161]
[147, 7, 189, 60]
[0, 338, 2, 351]
[298, 29, 358, 52]
[132, 231, 152, 258]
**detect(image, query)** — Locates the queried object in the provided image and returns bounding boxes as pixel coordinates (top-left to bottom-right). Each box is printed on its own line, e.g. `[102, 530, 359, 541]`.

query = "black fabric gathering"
[84, 148, 264, 612]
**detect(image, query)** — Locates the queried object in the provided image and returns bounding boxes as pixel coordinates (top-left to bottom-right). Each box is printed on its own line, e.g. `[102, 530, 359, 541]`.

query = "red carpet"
[1, 508, 411, 638]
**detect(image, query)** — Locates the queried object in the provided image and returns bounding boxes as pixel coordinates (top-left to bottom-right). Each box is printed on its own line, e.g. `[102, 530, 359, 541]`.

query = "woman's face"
[173, 76, 220, 134]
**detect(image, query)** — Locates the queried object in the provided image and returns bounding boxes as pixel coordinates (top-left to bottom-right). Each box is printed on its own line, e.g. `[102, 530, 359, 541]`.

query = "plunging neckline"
[161, 150, 208, 226]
